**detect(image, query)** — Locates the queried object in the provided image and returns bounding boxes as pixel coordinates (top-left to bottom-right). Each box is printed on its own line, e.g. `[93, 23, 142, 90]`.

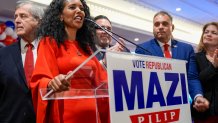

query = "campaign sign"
[106, 52, 191, 123]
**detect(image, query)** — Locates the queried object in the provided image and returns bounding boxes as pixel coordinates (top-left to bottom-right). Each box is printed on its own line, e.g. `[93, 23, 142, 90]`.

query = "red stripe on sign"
[130, 109, 180, 123]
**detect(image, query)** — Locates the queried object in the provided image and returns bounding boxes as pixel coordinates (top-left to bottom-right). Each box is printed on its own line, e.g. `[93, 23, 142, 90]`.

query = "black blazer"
[192, 51, 218, 119]
[0, 41, 35, 123]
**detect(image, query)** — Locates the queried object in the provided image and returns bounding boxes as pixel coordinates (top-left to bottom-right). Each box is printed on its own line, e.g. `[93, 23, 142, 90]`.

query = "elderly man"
[0, 1, 44, 122]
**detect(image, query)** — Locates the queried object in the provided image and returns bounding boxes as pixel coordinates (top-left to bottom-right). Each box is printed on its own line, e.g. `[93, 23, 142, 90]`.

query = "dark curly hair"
[37, 0, 96, 54]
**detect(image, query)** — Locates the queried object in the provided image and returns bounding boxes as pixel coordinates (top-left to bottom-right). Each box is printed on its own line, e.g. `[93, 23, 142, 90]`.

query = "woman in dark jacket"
[192, 22, 218, 123]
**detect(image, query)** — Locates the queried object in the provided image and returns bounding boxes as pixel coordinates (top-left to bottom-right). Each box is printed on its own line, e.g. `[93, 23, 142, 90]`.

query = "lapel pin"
[173, 45, 177, 48]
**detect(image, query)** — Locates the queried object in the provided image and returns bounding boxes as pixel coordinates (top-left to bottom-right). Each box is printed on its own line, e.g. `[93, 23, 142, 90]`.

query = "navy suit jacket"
[0, 41, 35, 123]
[135, 38, 203, 99]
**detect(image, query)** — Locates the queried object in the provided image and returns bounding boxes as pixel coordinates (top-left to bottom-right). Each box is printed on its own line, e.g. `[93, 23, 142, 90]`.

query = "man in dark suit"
[0, 1, 44, 123]
[94, 15, 129, 61]
[135, 11, 209, 112]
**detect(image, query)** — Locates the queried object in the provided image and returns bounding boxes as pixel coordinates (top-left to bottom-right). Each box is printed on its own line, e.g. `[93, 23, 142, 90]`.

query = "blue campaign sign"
[106, 52, 192, 123]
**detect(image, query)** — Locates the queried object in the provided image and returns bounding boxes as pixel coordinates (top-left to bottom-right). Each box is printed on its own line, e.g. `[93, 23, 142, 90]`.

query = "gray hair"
[16, 1, 44, 20]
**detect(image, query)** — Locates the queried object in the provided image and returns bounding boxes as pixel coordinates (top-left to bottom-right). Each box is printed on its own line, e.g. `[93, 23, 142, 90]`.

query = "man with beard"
[135, 11, 209, 112]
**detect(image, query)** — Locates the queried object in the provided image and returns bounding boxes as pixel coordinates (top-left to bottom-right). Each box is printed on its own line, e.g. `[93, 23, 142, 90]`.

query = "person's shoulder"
[0, 46, 7, 54]
[173, 40, 192, 46]
[38, 36, 60, 54]
[0, 42, 5, 48]
[0, 42, 19, 58]
[138, 39, 154, 47]
[174, 40, 193, 48]
[39, 36, 57, 46]
[0, 42, 18, 52]
[40, 36, 55, 43]
[195, 51, 205, 57]
[135, 39, 155, 54]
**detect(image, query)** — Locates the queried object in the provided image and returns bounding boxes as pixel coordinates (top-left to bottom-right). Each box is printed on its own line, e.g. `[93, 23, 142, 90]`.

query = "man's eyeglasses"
[95, 25, 112, 32]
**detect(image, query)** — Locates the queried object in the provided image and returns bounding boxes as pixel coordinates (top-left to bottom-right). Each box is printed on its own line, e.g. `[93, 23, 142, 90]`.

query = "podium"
[40, 82, 108, 100]
[39, 49, 192, 123]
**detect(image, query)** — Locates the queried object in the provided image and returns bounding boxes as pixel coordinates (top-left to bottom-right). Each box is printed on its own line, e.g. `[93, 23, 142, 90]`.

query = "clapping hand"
[193, 96, 209, 112]
[101, 38, 127, 67]
[212, 49, 218, 68]
[108, 38, 126, 52]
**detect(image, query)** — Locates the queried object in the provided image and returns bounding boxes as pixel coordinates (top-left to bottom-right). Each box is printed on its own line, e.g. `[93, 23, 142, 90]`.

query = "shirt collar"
[157, 39, 172, 47]
[20, 38, 39, 53]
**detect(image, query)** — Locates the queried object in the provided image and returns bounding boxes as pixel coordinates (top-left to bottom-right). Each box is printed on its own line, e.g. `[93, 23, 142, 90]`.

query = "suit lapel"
[151, 39, 164, 57]
[9, 41, 28, 88]
[171, 40, 178, 59]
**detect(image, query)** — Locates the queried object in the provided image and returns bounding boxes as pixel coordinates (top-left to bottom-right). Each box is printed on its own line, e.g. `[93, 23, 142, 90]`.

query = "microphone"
[85, 18, 151, 54]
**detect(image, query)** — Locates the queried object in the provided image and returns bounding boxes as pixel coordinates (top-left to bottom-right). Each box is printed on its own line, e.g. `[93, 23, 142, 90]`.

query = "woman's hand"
[48, 74, 70, 92]
[193, 96, 210, 112]
[212, 49, 218, 68]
